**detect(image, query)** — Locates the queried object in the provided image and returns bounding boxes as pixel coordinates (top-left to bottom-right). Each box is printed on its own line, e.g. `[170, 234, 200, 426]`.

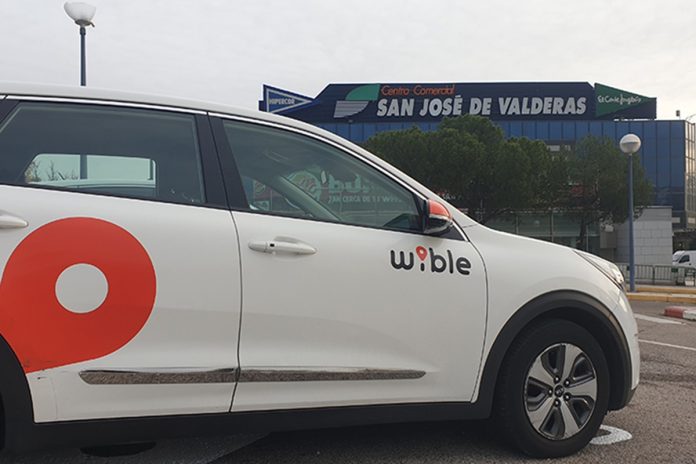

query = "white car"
[0, 83, 638, 458]
[673, 250, 696, 267]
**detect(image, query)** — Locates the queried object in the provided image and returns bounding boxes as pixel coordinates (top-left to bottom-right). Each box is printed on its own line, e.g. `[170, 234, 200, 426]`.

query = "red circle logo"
[0, 218, 156, 373]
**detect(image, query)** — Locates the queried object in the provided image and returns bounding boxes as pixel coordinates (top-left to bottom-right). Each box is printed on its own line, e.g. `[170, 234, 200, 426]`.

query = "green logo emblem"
[595, 83, 653, 117]
[334, 84, 380, 118]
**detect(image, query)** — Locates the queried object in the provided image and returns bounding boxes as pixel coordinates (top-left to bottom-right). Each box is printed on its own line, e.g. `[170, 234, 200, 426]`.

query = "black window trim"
[0, 98, 229, 211]
[194, 114, 228, 208]
[0, 99, 18, 125]
[208, 115, 465, 241]
[209, 116, 249, 209]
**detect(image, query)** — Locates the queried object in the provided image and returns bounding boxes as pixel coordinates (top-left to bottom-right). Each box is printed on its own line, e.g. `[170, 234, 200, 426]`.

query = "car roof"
[0, 81, 324, 137]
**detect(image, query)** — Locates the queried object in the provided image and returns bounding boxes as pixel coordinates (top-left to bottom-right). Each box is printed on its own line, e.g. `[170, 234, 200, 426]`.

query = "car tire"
[493, 318, 610, 458]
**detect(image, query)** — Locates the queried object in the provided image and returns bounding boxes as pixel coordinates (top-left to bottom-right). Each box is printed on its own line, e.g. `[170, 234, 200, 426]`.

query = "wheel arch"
[476, 290, 633, 414]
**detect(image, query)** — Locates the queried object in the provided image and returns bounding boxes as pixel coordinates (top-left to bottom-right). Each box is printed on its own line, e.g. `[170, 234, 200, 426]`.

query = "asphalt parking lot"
[6, 300, 696, 464]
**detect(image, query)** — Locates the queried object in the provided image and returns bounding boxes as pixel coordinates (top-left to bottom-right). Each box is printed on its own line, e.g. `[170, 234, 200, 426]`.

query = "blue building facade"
[260, 82, 696, 230]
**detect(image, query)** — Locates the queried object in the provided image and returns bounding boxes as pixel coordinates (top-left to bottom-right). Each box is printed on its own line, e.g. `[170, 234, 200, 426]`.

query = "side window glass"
[242, 175, 309, 217]
[26, 154, 156, 198]
[680, 254, 690, 263]
[223, 120, 421, 232]
[0, 102, 204, 205]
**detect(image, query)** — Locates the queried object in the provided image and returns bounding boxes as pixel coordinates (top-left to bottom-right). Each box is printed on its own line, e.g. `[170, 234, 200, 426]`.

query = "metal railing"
[616, 263, 696, 286]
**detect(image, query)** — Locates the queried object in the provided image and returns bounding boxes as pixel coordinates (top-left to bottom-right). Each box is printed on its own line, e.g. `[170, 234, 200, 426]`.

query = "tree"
[364, 115, 568, 223]
[363, 119, 653, 246]
[563, 135, 653, 249]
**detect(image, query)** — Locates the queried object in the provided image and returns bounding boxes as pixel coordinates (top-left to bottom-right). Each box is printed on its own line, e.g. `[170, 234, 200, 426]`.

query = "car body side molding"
[78, 369, 237, 385]
[237, 368, 426, 382]
[77, 367, 426, 385]
[8, 401, 485, 453]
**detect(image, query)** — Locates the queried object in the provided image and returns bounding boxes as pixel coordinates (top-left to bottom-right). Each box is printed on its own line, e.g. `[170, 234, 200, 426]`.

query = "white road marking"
[634, 314, 683, 325]
[590, 425, 632, 445]
[639, 339, 696, 352]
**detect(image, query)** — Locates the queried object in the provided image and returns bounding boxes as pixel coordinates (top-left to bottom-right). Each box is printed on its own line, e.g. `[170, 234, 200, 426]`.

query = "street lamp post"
[63, 2, 96, 87]
[620, 134, 642, 292]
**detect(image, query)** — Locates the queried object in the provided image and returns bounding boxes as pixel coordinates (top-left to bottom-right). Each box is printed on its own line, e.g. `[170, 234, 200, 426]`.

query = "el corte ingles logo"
[594, 83, 651, 117]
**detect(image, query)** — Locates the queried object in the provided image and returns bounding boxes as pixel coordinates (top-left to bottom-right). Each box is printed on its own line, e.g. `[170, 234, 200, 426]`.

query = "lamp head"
[64, 2, 96, 27]
[619, 133, 641, 155]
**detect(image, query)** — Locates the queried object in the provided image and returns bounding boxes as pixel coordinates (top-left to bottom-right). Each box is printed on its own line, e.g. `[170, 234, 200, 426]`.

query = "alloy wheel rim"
[524, 343, 597, 440]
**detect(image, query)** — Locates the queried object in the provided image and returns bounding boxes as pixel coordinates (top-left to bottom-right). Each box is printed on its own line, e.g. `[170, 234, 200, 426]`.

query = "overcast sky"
[1, 0, 695, 119]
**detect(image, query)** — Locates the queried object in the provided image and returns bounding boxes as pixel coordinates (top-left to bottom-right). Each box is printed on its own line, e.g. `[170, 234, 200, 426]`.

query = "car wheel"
[494, 319, 610, 458]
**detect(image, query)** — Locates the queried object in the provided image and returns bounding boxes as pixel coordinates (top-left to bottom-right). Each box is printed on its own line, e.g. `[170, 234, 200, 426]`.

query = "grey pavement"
[1, 434, 265, 464]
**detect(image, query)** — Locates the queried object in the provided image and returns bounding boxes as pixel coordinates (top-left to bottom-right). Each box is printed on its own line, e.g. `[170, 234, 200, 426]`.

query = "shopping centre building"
[259, 82, 696, 260]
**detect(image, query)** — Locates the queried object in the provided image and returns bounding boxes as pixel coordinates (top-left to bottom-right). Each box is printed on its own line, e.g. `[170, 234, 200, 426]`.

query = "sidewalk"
[628, 285, 696, 304]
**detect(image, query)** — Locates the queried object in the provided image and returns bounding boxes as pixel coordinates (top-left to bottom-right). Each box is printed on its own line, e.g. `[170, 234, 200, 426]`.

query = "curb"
[627, 293, 696, 304]
[628, 293, 668, 302]
[664, 306, 696, 321]
[637, 285, 696, 295]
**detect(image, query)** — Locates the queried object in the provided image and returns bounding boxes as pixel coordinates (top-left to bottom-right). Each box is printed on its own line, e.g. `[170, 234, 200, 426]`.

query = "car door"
[0, 99, 241, 421]
[212, 117, 488, 412]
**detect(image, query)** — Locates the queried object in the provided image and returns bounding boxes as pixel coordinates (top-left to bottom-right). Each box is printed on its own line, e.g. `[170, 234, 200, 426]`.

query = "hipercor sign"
[259, 82, 656, 123]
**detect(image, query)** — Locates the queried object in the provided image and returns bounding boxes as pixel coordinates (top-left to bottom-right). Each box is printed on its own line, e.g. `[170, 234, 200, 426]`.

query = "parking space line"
[639, 339, 696, 352]
[634, 314, 683, 325]
[590, 425, 632, 445]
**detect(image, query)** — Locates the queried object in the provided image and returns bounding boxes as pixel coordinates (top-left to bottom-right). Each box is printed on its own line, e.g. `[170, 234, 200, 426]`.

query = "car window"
[26, 154, 156, 198]
[242, 175, 314, 217]
[223, 120, 422, 232]
[679, 254, 690, 263]
[0, 102, 204, 205]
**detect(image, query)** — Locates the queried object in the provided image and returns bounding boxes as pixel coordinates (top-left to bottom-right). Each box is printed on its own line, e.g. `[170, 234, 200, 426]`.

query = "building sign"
[260, 85, 314, 114]
[594, 83, 653, 117]
[259, 82, 656, 122]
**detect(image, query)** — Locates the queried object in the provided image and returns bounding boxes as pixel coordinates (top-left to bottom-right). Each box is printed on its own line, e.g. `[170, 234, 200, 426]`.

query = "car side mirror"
[423, 199, 453, 236]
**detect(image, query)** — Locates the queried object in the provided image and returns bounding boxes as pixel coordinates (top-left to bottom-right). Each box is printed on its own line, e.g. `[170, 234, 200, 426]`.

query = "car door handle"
[249, 239, 317, 255]
[0, 212, 28, 229]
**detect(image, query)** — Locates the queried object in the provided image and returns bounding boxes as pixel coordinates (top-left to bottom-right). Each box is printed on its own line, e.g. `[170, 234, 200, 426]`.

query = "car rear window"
[0, 102, 204, 205]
